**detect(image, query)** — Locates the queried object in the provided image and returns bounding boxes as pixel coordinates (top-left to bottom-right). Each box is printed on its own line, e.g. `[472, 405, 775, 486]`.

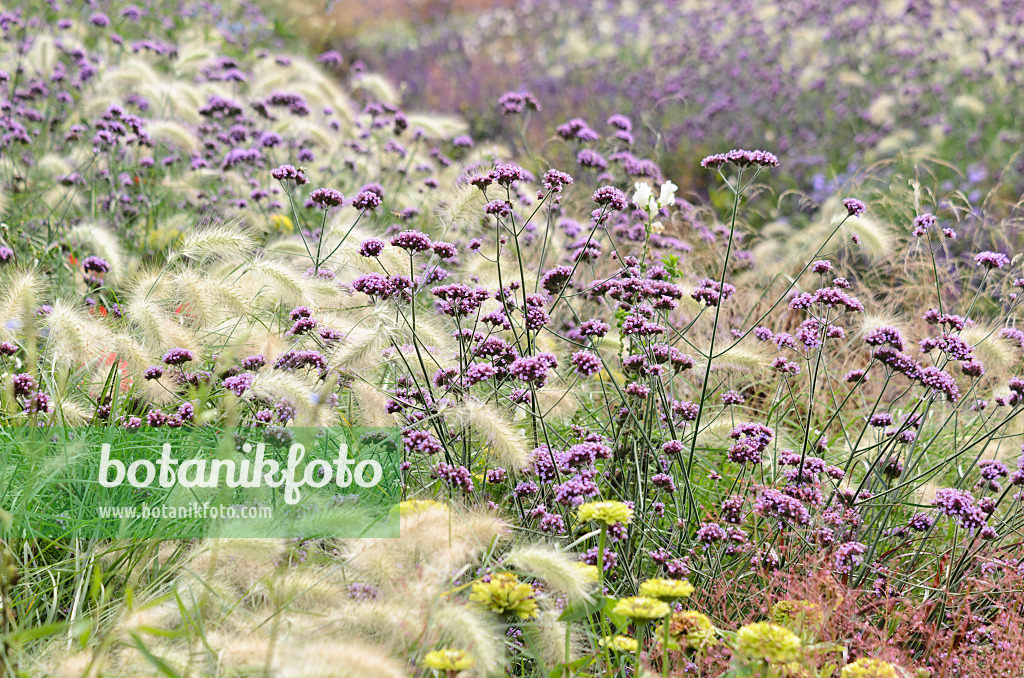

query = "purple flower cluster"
[700, 149, 780, 169]
[932, 488, 987, 531]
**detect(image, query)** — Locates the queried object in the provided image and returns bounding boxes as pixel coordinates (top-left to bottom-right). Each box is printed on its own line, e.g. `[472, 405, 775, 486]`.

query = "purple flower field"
[1, 0, 1023, 676]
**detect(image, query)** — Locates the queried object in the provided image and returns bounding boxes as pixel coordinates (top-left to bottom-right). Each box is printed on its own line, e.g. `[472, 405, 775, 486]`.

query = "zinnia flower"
[612, 596, 670, 620]
[469, 572, 538, 619]
[840, 658, 899, 678]
[664, 610, 716, 652]
[423, 648, 475, 672]
[734, 622, 801, 664]
[578, 500, 633, 526]
[638, 577, 695, 601]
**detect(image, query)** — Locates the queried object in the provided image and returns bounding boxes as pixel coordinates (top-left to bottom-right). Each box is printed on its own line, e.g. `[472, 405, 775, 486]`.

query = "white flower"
[658, 180, 678, 209]
[633, 182, 653, 212]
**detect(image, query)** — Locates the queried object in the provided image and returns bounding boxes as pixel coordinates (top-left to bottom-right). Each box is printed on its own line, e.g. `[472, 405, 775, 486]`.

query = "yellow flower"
[574, 562, 599, 583]
[735, 622, 802, 664]
[268, 213, 294, 233]
[423, 648, 475, 672]
[664, 610, 716, 652]
[639, 577, 695, 601]
[398, 499, 447, 516]
[599, 635, 638, 653]
[841, 658, 899, 678]
[612, 596, 671, 620]
[469, 572, 538, 619]
[578, 500, 633, 526]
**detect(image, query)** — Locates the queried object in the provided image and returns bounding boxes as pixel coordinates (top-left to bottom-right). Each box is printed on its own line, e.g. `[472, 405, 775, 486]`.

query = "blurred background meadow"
[0, 0, 1023, 676]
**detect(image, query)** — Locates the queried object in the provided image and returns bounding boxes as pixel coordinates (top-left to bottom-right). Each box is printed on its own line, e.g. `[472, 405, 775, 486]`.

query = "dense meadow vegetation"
[0, 0, 1022, 676]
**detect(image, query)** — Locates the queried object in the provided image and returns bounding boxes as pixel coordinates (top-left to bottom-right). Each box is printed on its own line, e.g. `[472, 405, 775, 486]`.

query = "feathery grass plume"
[247, 370, 321, 422]
[52, 397, 91, 426]
[856, 311, 913, 338]
[33, 153, 74, 181]
[146, 120, 202, 154]
[349, 380, 396, 427]
[273, 116, 337, 152]
[352, 72, 401, 107]
[258, 566, 350, 610]
[527, 610, 576, 669]
[454, 398, 530, 469]
[198, 635, 273, 674]
[326, 307, 401, 372]
[40, 183, 85, 212]
[94, 56, 159, 91]
[189, 538, 289, 594]
[342, 505, 505, 585]
[328, 597, 425, 655]
[139, 80, 206, 124]
[68, 222, 127, 284]
[670, 283, 707, 314]
[243, 257, 312, 306]
[25, 34, 59, 73]
[704, 343, 770, 375]
[504, 544, 597, 602]
[168, 268, 249, 326]
[276, 641, 409, 678]
[28, 651, 99, 678]
[818, 195, 894, 261]
[0, 269, 42, 341]
[39, 300, 117, 367]
[121, 272, 198, 352]
[175, 221, 255, 263]
[170, 40, 216, 77]
[960, 324, 1016, 378]
[695, 418, 739, 449]
[429, 604, 505, 677]
[537, 385, 581, 421]
[219, 321, 287, 364]
[434, 183, 487, 233]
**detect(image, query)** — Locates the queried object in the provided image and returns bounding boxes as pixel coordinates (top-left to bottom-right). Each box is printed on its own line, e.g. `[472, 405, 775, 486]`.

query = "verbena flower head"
[351, 190, 382, 211]
[840, 658, 899, 678]
[308, 187, 343, 209]
[570, 350, 602, 377]
[390, 230, 433, 253]
[423, 648, 475, 672]
[612, 596, 670, 620]
[734, 621, 801, 664]
[82, 255, 111, 273]
[911, 213, 936, 237]
[843, 198, 866, 216]
[592, 185, 628, 210]
[358, 238, 386, 257]
[638, 577, 694, 601]
[162, 348, 195, 365]
[469, 572, 538, 619]
[700, 149, 780, 169]
[974, 251, 1010, 269]
[498, 90, 540, 115]
[578, 500, 633, 526]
